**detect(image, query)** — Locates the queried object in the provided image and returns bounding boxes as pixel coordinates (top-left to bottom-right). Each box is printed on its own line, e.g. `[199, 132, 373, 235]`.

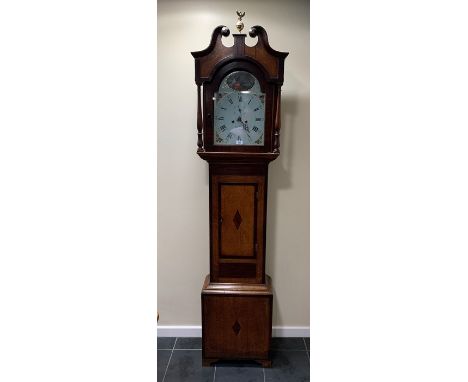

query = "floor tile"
[214, 360, 264, 382]
[304, 337, 310, 351]
[265, 351, 310, 382]
[271, 337, 307, 351]
[164, 350, 214, 382]
[157, 350, 171, 381]
[174, 337, 202, 350]
[158, 337, 176, 350]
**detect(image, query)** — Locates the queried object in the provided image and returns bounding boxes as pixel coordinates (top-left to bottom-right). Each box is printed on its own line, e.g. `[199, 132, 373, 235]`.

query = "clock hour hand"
[242, 119, 250, 133]
[236, 106, 250, 132]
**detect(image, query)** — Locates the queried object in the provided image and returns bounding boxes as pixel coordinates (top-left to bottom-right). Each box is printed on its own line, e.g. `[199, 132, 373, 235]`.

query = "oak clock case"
[191, 24, 288, 367]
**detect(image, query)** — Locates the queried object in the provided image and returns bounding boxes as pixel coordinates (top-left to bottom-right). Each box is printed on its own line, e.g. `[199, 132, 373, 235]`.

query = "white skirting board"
[157, 326, 309, 338]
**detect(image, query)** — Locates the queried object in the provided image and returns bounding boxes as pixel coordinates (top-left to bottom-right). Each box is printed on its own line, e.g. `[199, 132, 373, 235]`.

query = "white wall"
[157, 0, 309, 328]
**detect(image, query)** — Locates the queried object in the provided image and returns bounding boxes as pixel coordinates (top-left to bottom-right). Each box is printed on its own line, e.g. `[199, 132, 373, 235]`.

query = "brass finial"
[236, 10, 245, 33]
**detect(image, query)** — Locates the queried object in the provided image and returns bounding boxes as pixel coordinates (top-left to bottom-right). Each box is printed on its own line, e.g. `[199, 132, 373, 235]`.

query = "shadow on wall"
[271, 93, 298, 190]
[267, 92, 308, 325]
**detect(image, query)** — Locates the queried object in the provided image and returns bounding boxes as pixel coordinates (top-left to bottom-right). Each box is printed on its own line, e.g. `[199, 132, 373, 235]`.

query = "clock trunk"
[209, 164, 268, 284]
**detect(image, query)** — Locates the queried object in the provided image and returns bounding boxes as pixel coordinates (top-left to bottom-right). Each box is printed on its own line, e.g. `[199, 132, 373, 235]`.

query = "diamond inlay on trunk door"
[232, 320, 241, 335]
[233, 210, 242, 229]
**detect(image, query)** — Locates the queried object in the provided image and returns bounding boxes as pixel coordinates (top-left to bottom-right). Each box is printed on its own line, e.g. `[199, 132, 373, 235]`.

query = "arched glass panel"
[213, 71, 265, 146]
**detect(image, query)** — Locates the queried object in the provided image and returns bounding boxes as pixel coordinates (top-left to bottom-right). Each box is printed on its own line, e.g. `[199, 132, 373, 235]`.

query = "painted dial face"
[213, 71, 265, 146]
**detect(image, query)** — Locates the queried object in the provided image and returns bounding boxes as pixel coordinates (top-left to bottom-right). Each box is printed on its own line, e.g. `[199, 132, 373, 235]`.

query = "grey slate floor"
[158, 337, 310, 382]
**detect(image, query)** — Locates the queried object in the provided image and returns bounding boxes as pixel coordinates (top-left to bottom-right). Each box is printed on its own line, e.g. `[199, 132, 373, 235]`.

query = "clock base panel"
[201, 274, 273, 367]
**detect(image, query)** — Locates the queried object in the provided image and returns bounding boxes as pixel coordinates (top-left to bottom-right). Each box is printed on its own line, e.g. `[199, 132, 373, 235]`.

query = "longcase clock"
[191, 14, 288, 367]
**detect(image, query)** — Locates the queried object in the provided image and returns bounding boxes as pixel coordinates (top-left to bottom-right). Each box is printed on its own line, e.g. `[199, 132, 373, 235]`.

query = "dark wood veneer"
[191, 25, 288, 155]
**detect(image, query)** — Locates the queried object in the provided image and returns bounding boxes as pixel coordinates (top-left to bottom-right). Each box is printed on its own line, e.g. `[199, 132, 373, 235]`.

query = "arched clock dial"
[213, 71, 265, 146]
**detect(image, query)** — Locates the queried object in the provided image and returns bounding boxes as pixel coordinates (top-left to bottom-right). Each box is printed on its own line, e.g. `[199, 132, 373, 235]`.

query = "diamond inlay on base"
[232, 320, 241, 335]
